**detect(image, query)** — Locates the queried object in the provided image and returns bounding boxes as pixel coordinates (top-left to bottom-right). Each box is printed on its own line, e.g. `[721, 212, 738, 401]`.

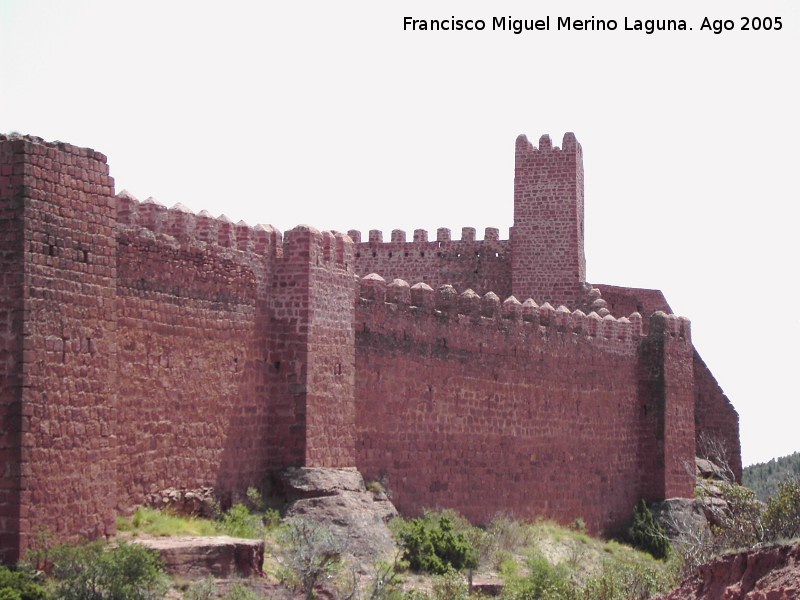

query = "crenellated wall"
[113, 195, 357, 505]
[114, 215, 275, 508]
[0, 135, 359, 559]
[352, 273, 695, 534]
[0, 131, 741, 561]
[349, 227, 511, 297]
[594, 285, 673, 334]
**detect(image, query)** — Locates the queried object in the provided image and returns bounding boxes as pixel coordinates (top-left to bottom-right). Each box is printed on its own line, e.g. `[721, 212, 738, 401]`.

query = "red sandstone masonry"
[0, 135, 118, 560]
[0, 131, 741, 561]
[594, 285, 673, 330]
[349, 227, 511, 298]
[268, 225, 357, 468]
[353, 273, 689, 534]
[114, 192, 289, 497]
[693, 352, 742, 481]
[114, 216, 276, 509]
[641, 313, 696, 499]
[0, 139, 26, 563]
[512, 133, 586, 308]
[116, 192, 280, 256]
[595, 284, 741, 479]
[114, 197, 355, 503]
[299, 228, 357, 467]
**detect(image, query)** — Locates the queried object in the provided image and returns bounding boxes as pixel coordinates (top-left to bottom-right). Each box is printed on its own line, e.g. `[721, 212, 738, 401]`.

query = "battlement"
[116, 191, 282, 257]
[348, 224, 511, 298]
[0, 130, 737, 555]
[356, 273, 691, 355]
[350, 233, 508, 260]
[281, 224, 354, 269]
[116, 192, 353, 269]
[512, 131, 586, 307]
[515, 132, 582, 156]
[347, 226, 503, 244]
[0, 133, 109, 166]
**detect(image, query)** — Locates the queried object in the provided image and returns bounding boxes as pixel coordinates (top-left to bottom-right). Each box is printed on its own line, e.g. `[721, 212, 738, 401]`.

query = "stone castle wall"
[352, 274, 696, 533]
[0, 132, 739, 561]
[348, 227, 512, 298]
[0, 139, 28, 560]
[0, 137, 118, 562]
[114, 199, 277, 511]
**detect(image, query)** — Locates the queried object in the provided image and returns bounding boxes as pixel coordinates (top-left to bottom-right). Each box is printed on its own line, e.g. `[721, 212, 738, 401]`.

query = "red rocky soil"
[656, 543, 800, 600]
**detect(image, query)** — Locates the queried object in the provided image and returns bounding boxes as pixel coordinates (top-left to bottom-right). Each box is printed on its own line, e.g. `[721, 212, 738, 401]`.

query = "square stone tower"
[511, 133, 586, 307]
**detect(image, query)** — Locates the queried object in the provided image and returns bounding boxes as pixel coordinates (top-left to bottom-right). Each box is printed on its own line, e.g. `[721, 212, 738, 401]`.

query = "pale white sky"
[1, 0, 797, 467]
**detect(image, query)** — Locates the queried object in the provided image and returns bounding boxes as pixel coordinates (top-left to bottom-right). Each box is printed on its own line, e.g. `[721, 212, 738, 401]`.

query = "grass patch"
[117, 503, 274, 540]
[117, 507, 226, 537]
[430, 516, 681, 599]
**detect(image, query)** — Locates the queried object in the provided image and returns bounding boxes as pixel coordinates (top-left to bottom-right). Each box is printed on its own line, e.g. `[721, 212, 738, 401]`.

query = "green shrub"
[244, 487, 266, 512]
[579, 562, 675, 600]
[274, 518, 345, 600]
[400, 592, 430, 600]
[712, 482, 765, 550]
[220, 583, 260, 600]
[501, 551, 574, 600]
[763, 478, 800, 541]
[0, 565, 47, 600]
[492, 549, 517, 573]
[570, 518, 587, 533]
[430, 571, 469, 600]
[48, 539, 167, 600]
[356, 554, 408, 600]
[627, 500, 671, 559]
[183, 577, 217, 600]
[263, 508, 282, 531]
[366, 481, 386, 495]
[219, 503, 265, 539]
[394, 512, 478, 575]
[119, 501, 275, 540]
[485, 515, 532, 565]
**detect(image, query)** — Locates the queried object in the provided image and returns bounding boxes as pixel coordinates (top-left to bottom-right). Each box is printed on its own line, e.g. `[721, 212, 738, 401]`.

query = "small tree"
[712, 482, 765, 550]
[627, 499, 671, 560]
[763, 478, 800, 541]
[0, 565, 47, 600]
[48, 540, 167, 600]
[274, 518, 346, 600]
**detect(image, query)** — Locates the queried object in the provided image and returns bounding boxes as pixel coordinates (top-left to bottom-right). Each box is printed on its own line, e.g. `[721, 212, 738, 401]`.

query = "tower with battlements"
[0, 131, 740, 562]
[512, 133, 586, 306]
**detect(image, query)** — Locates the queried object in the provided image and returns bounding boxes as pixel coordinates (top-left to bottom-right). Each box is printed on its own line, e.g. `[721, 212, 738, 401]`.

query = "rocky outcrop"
[277, 467, 399, 568]
[134, 535, 264, 579]
[651, 457, 736, 541]
[656, 543, 800, 600]
[696, 458, 729, 482]
[651, 498, 714, 541]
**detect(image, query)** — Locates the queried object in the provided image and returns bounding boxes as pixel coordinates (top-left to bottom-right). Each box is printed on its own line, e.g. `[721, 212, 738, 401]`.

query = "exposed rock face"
[656, 543, 800, 600]
[277, 467, 399, 567]
[651, 498, 713, 541]
[696, 458, 729, 482]
[280, 468, 366, 500]
[651, 457, 735, 540]
[134, 535, 264, 579]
